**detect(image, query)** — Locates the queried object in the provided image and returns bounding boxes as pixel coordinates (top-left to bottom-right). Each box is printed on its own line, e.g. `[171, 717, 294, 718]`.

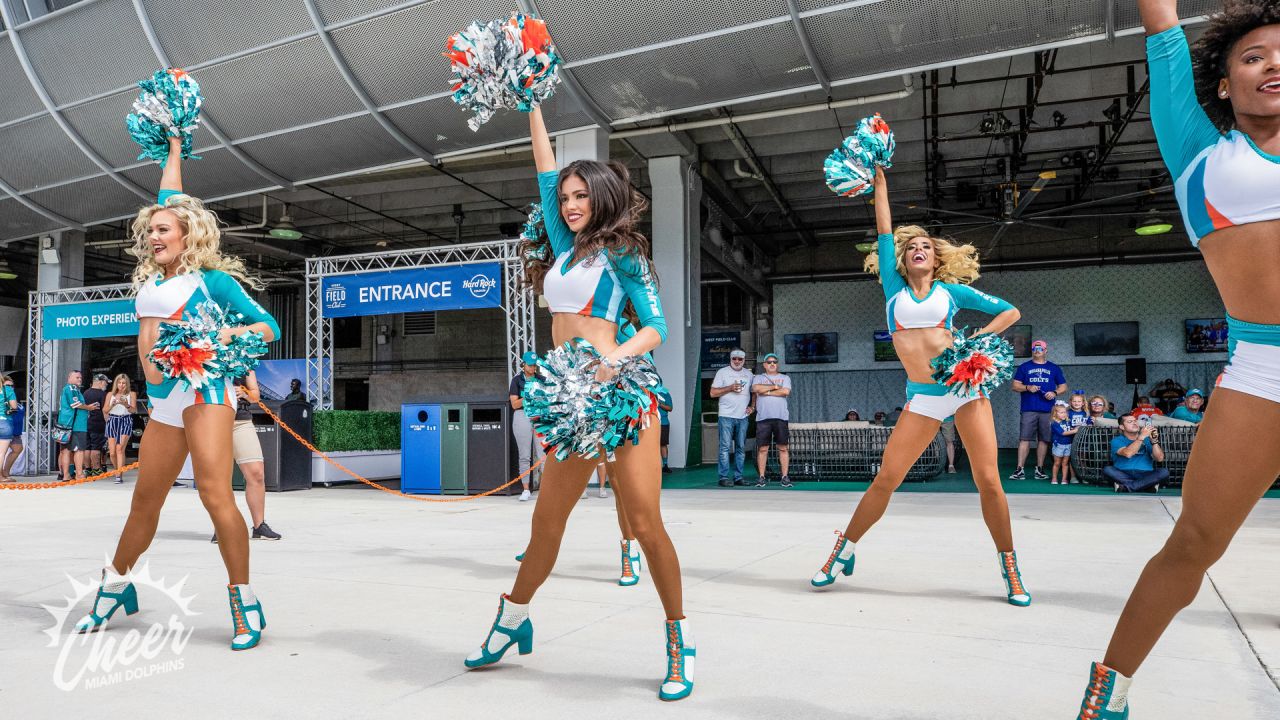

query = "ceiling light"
[994, 112, 1013, 133]
[1051, 110, 1067, 128]
[0, 256, 15, 280]
[855, 242, 875, 253]
[1102, 98, 1123, 130]
[1135, 210, 1172, 236]
[979, 114, 995, 134]
[268, 208, 302, 241]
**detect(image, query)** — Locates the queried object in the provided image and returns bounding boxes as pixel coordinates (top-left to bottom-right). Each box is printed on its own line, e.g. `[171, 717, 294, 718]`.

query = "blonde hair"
[1051, 404, 1069, 420]
[863, 225, 981, 286]
[128, 195, 262, 290]
[111, 374, 132, 396]
[1089, 394, 1110, 413]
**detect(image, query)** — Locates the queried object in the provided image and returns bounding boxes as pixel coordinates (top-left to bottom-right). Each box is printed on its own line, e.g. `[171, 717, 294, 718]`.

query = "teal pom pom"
[930, 328, 1015, 397]
[445, 13, 561, 131]
[519, 203, 550, 262]
[855, 113, 895, 169]
[521, 341, 666, 461]
[147, 301, 268, 391]
[824, 113, 895, 197]
[126, 68, 203, 167]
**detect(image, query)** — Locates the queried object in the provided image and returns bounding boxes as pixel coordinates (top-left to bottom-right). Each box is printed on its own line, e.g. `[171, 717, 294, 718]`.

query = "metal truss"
[305, 239, 533, 410]
[24, 281, 134, 475]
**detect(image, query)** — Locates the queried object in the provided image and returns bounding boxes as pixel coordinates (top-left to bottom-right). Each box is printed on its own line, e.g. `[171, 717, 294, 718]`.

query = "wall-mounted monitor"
[1073, 321, 1139, 357]
[873, 331, 897, 362]
[784, 332, 838, 364]
[1184, 318, 1227, 354]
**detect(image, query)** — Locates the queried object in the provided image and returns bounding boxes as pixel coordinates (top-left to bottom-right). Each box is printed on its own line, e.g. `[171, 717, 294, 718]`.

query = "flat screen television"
[1000, 324, 1033, 358]
[1185, 318, 1228, 353]
[784, 332, 838, 364]
[873, 330, 898, 362]
[1073, 321, 1139, 357]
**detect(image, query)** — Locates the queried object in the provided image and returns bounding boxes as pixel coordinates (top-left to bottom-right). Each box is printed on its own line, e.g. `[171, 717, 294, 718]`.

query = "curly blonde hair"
[863, 225, 982, 286]
[128, 195, 262, 290]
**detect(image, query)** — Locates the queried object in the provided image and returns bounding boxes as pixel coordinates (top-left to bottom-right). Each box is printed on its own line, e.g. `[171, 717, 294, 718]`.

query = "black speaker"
[1125, 357, 1147, 386]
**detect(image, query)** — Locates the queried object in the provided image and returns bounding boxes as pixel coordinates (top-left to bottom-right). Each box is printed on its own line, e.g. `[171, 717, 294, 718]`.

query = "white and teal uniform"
[875, 232, 1016, 421]
[1148, 26, 1280, 403]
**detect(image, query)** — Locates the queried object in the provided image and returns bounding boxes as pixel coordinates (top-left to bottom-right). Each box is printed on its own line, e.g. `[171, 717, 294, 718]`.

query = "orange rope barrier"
[0, 403, 542, 501]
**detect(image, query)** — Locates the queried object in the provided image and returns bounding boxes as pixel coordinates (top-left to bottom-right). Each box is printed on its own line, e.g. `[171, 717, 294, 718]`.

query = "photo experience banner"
[41, 299, 138, 340]
[321, 263, 502, 318]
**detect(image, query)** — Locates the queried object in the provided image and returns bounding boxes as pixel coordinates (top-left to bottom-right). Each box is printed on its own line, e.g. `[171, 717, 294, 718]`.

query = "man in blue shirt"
[1169, 388, 1206, 424]
[1104, 413, 1169, 492]
[57, 370, 97, 482]
[1009, 340, 1067, 480]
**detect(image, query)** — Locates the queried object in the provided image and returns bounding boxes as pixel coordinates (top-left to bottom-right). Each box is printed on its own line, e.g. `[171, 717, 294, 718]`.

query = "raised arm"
[530, 107, 556, 174]
[870, 169, 907, 299]
[1137, 0, 1179, 35]
[159, 137, 183, 195]
[873, 167, 892, 236]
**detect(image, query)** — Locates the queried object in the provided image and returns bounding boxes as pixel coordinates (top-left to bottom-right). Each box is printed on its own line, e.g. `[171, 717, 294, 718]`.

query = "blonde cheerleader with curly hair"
[74, 137, 280, 650]
[810, 167, 1034, 607]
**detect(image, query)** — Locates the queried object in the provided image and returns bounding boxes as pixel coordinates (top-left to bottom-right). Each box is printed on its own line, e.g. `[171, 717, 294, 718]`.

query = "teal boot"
[74, 568, 138, 633]
[1077, 662, 1131, 719]
[659, 618, 695, 701]
[619, 539, 642, 587]
[811, 531, 855, 587]
[228, 584, 266, 651]
[999, 551, 1031, 606]
[465, 594, 533, 668]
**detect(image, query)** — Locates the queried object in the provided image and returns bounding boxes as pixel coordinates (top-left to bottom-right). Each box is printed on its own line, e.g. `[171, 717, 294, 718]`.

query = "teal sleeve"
[613, 253, 667, 343]
[945, 283, 1015, 315]
[537, 170, 575, 257]
[156, 189, 186, 205]
[1146, 26, 1222, 178]
[61, 386, 73, 410]
[203, 270, 281, 341]
[876, 233, 907, 299]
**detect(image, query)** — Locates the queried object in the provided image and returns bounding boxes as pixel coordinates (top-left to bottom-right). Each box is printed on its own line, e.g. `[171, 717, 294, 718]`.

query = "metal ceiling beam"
[786, 0, 830, 92]
[0, 0, 151, 201]
[0, 174, 83, 232]
[519, 0, 614, 129]
[721, 120, 817, 248]
[301, 0, 439, 167]
[129, 0, 295, 191]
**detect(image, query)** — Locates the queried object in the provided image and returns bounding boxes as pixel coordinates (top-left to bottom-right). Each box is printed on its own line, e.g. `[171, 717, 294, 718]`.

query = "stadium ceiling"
[0, 0, 1218, 295]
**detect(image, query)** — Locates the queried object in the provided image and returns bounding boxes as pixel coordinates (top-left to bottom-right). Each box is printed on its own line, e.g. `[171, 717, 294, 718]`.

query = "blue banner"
[701, 332, 741, 368]
[42, 299, 138, 340]
[321, 263, 502, 318]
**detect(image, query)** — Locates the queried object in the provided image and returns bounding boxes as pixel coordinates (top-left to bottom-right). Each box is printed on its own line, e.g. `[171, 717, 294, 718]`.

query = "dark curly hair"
[519, 159, 657, 328]
[1191, 0, 1280, 131]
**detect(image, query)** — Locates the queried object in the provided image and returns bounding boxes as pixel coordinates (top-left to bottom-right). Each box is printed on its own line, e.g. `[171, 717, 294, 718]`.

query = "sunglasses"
[1090, 402, 1105, 406]
[764, 360, 778, 364]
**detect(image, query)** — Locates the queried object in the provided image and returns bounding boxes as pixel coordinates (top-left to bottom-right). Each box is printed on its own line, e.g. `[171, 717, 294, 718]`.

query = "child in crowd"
[1049, 403, 1080, 485]
[1068, 392, 1092, 430]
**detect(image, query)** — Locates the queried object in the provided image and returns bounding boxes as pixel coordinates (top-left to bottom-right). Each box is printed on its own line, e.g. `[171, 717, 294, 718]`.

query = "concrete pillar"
[648, 156, 701, 468]
[555, 127, 608, 166]
[37, 230, 85, 384]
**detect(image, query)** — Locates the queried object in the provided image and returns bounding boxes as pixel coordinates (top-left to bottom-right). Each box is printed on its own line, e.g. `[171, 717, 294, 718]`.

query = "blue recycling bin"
[401, 403, 442, 494]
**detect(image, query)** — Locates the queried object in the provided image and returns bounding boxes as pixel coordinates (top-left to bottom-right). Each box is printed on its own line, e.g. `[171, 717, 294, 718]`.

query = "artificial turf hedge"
[313, 411, 401, 452]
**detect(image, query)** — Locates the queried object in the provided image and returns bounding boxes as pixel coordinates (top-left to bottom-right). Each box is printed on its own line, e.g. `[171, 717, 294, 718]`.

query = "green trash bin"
[441, 403, 468, 495]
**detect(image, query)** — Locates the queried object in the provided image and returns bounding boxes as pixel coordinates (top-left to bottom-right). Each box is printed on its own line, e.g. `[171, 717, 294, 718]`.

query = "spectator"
[658, 392, 672, 474]
[1103, 413, 1168, 492]
[1169, 388, 1206, 424]
[104, 374, 137, 484]
[872, 411, 887, 425]
[509, 351, 544, 501]
[82, 373, 110, 476]
[884, 406, 903, 428]
[284, 378, 306, 402]
[843, 409, 860, 422]
[56, 370, 96, 482]
[212, 371, 282, 542]
[2, 374, 23, 480]
[1088, 394, 1116, 422]
[753, 353, 793, 488]
[0, 372, 16, 482]
[710, 349, 755, 487]
[940, 417, 958, 474]
[1049, 403, 1081, 485]
[1131, 395, 1165, 422]
[1010, 339, 1067, 480]
[1067, 391, 1092, 430]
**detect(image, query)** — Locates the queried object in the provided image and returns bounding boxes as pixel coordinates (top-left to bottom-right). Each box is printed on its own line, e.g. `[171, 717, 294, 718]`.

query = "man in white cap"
[710, 349, 755, 487]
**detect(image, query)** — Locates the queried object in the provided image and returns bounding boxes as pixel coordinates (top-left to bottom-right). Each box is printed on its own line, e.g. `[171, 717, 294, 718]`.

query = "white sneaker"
[598, 485, 608, 499]
[519, 489, 531, 502]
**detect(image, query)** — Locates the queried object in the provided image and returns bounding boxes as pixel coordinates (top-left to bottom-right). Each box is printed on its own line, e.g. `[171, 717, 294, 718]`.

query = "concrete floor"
[1, 477, 1277, 719]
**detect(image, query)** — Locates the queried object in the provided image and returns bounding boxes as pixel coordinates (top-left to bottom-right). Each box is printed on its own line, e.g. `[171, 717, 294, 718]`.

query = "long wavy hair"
[128, 195, 262, 290]
[520, 160, 657, 325]
[110, 374, 132, 397]
[863, 224, 981, 285]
